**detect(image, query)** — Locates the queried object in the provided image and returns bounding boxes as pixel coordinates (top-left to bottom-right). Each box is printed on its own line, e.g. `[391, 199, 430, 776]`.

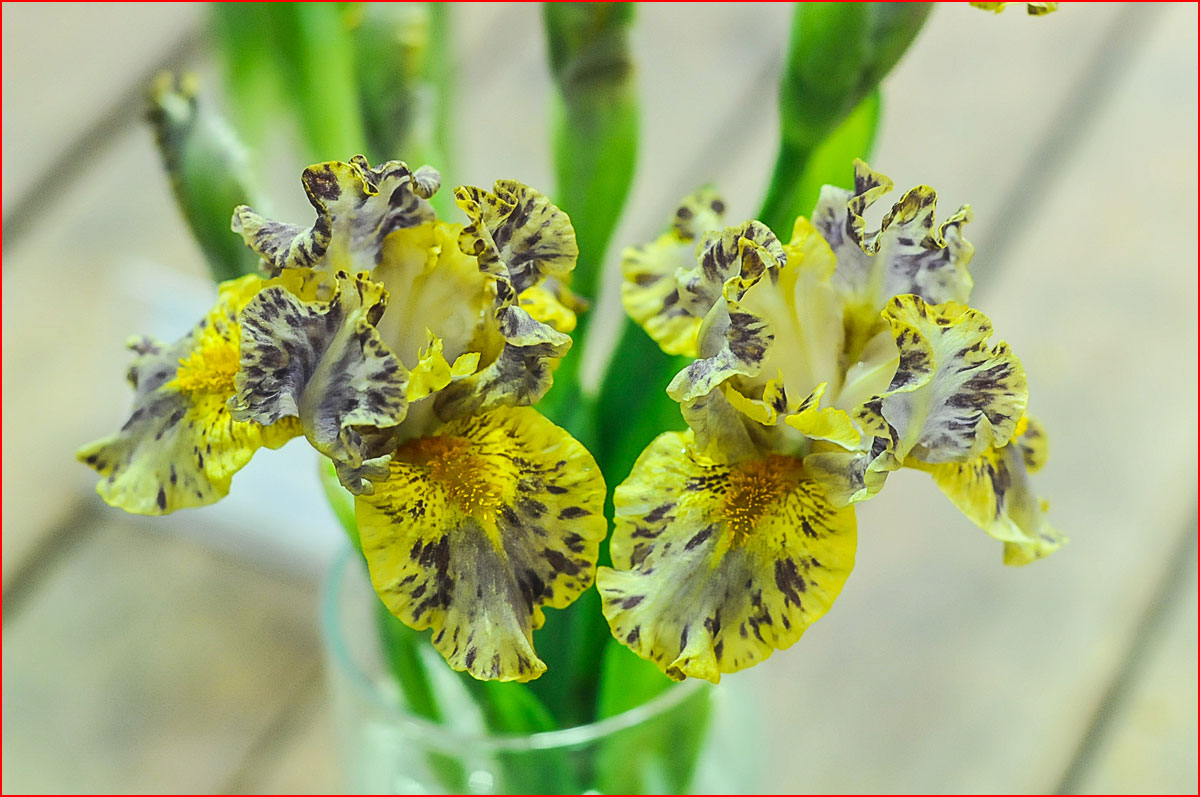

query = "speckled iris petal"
[232, 156, 437, 275]
[667, 222, 785, 404]
[433, 306, 572, 420]
[802, 436, 892, 508]
[356, 407, 606, 682]
[518, 282, 578, 334]
[76, 275, 300, 514]
[454, 179, 578, 294]
[621, 188, 728, 357]
[733, 216, 847, 407]
[911, 416, 1065, 565]
[424, 182, 577, 420]
[812, 160, 974, 352]
[680, 384, 774, 464]
[230, 270, 409, 485]
[856, 294, 1027, 468]
[597, 431, 856, 683]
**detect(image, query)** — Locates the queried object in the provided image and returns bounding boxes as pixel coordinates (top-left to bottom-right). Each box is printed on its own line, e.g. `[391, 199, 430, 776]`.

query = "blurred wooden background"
[3, 3, 1196, 793]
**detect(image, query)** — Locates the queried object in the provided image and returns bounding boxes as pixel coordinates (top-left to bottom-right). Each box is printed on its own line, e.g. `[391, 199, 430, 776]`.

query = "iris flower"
[79, 157, 606, 682]
[600, 161, 1064, 682]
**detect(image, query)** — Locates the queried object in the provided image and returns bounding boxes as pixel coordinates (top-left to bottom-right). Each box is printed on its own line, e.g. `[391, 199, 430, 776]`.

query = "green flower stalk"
[537, 2, 640, 440]
[350, 4, 453, 188]
[759, 3, 931, 236]
[146, 72, 261, 282]
[544, 3, 638, 305]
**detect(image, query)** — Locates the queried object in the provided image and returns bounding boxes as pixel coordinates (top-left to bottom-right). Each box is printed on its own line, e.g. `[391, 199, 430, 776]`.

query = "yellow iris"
[602, 160, 1063, 682]
[80, 157, 606, 681]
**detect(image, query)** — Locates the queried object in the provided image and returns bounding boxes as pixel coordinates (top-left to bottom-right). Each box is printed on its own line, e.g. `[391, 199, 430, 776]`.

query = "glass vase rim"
[322, 545, 709, 753]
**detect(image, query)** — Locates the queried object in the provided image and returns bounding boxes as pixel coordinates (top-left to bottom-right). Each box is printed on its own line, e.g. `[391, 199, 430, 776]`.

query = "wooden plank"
[1077, 564, 1198, 795]
[1, 518, 320, 793]
[224, 687, 340, 795]
[1, 3, 204, 217]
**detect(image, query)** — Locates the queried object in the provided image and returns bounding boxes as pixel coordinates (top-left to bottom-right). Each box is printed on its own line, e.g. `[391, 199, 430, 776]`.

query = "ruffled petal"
[597, 431, 856, 683]
[735, 216, 847, 404]
[857, 295, 1028, 467]
[232, 156, 436, 275]
[812, 160, 974, 353]
[404, 182, 579, 420]
[231, 270, 409, 478]
[725, 371, 790, 426]
[433, 306, 572, 420]
[518, 283, 578, 334]
[372, 221, 499, 373]
[676, 221, 784, 319]
[454, 180, 578, 294]
[356, 407, 606, 682]
[77, 275, 300, 514]
[620, 189, 727, 357]
[911, 416, 1065, 565]
[666, 222, 785, 404]
[680, 384, 773, 464]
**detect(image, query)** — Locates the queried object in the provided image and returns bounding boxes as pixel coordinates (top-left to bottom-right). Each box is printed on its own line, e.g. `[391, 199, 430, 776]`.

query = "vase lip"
[322, 546, 710, 752]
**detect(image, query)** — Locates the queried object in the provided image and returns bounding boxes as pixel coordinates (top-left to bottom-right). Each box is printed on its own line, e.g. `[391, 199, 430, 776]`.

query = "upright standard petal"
[232, 156, 436, 275]
[813, 161, 974, 356]
[231, 270, 409, 485]
[621, 188, 728, 357]
[356, 407, 606, 681]
[856, 294, 1028, 468]
[666, 222, 785, 405]
[432, 182, 578, 419]
[77, 275, 300, 514]
[454, 180, 578, 294]
[597, 431, 856, 683]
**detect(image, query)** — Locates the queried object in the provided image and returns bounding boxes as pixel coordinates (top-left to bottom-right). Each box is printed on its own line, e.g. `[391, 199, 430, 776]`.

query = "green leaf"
[146, 73, 261, 283]
[463, 678, 558, 735]
[595, 637, 674, 719]
[259, 3, 369, 161]
[461, 678, 582, 793]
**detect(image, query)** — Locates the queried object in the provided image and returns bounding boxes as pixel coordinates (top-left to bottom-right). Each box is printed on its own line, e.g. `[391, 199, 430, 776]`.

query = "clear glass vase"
[321, 548, 765, 795]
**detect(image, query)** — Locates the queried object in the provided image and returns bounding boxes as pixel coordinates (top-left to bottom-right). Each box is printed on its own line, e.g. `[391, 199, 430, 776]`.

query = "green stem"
[760, 3, 929, 234]
[758, 140, 815, 239]
[262, 3, 368, 160]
